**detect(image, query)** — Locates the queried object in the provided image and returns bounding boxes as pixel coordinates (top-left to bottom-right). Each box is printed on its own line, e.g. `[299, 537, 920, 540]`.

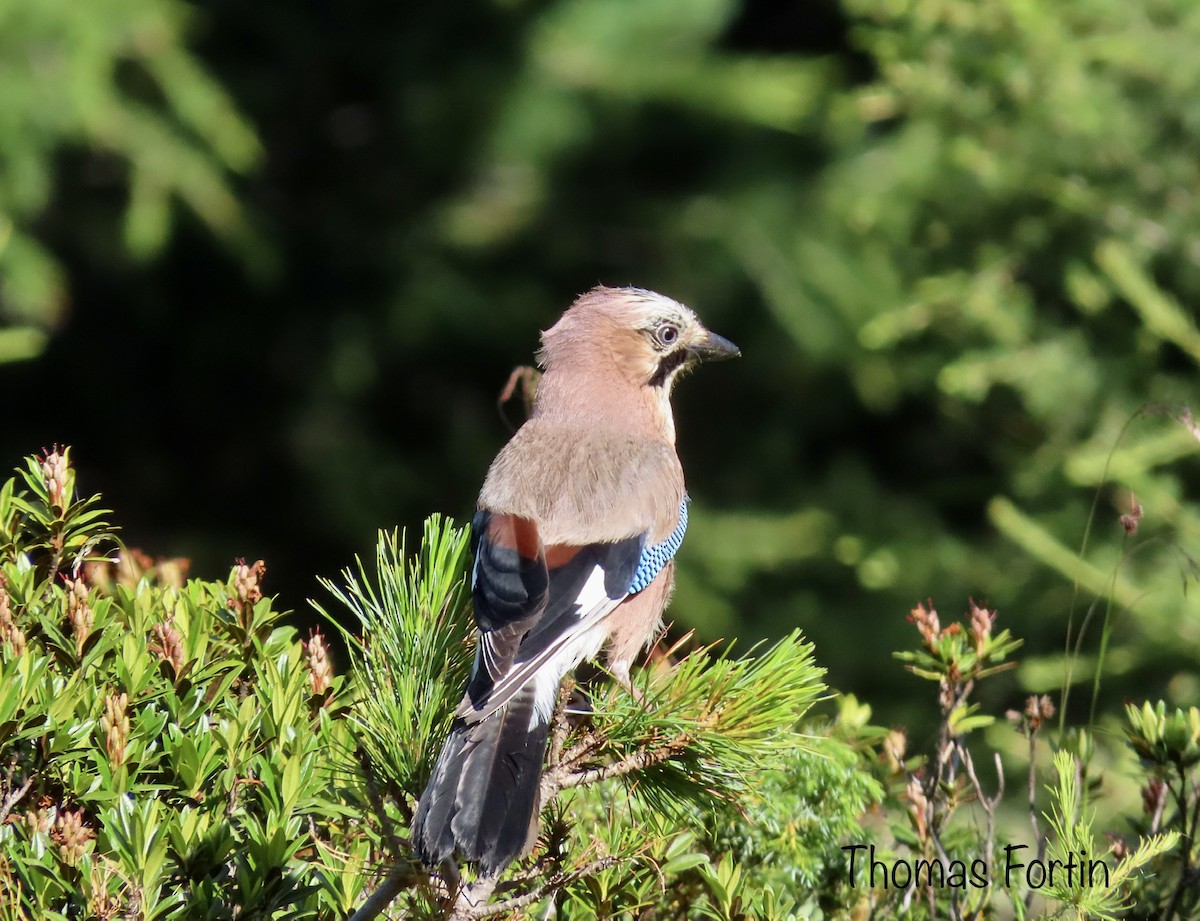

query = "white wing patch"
[464, 562, 623, 725]
[527, 565, 613, 729]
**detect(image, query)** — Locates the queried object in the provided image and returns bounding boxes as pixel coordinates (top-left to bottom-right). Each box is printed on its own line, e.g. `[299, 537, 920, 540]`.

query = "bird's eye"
[655, 323, 679, 348]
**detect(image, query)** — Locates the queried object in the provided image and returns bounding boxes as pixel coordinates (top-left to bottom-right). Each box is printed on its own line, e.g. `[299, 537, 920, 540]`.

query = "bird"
[412, 285, 739, 879]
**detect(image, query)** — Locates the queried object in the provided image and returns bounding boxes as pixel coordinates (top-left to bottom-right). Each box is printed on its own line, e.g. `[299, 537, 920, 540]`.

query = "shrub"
[0, 448, 368, 919]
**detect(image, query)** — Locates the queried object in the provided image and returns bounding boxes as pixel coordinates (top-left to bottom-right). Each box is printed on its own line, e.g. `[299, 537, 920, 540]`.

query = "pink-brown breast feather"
[478, 420, 684, 546]
[605, 562, 675, 670]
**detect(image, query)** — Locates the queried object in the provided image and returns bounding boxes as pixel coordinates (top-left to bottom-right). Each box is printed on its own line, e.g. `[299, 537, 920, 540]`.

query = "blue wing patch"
[627, 497, 689, 594]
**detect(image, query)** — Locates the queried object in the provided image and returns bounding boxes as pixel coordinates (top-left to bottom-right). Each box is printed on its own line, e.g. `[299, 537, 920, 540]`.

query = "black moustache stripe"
[648, 349, 690, 387]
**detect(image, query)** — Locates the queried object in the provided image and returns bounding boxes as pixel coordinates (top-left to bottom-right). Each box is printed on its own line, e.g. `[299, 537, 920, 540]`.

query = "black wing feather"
[414, 510, 648, 876]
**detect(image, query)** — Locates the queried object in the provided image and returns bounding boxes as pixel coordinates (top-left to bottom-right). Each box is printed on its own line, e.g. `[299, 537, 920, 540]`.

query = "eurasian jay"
[413, 285, 739, 877]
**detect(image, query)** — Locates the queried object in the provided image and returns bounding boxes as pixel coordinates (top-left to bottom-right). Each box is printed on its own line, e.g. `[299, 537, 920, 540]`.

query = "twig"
[448, 876, 498, 920]
[543, 733, 691, 800]
[546, 681, 574, 770]
[1163, 763, 1196, 921]
[1023, 728, 1043, 916]
[0, 774, 32, 825]
[1150, 785, 1167, 835]
[959, 745, 1004, 919]
[346, 863, 425, 921]
[555, 730, 602, 773]
[926, 820, 955, 920]
[497, 366, 540, 433]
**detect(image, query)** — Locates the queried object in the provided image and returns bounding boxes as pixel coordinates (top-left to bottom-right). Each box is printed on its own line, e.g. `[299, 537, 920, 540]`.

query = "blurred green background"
[2, 0, 1199, 727]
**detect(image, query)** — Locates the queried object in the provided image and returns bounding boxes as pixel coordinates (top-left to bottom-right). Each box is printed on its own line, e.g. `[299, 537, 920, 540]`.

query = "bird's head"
[538, 286, 739, 392]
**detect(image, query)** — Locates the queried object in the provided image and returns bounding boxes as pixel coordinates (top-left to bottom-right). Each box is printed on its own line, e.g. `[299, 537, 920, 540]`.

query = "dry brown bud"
[903, 774, 930, 843]
[150, 621, 185, 674]
[41, 447, 69, 512]
[1120, 492, 1143, 537]
[229, 560, 267, 620]
[117, 548, 155, 588]
[65, 578, 94, 658]
[109, 550, 191, 591]
[304, 629, 334, 696]
[908, 601, 940, 649]
[969, 600, 995, 654]
[100, 692, 129, 768]
[1023, 694, 1056, 731]
[154, 558, 190, 589]
[0, 582, 26, 657]
[52, 808, 94, 866]
[1108, 835, 1129, 862]
[82, 559, 114, 590]
[24, 806, 53, 836]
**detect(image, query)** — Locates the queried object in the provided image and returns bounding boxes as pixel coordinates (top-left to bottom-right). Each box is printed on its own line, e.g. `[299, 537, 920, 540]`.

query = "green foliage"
[0, 447, 884, 919]
[1122, 698, 1200, 920]
[895, 599, 1022, 736]
[1127, 702, 1200, 770]
[539, 635, 865, 920]
[7, 0, 1200, 757]
[784, 0, 1200, 701]
[842, 595, 1200, 921]
[3, 0, 1200, 739]
[0, 0, 260, 357]
[0, 449, 367, 919]
[1042, 750, 1177, 921]
[712, 731, 882, 890]
[4, 450, 1200, 919]
[314, 518, 474, 804]
[592, 630, 828, 813]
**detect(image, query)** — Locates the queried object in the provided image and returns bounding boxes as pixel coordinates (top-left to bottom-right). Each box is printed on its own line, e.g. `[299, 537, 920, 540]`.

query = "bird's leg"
[609, 660, 645, 706]
[450, 873, 497, 919]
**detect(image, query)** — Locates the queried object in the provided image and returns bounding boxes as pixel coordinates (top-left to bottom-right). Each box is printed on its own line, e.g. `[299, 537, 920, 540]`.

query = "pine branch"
[544, 730, 692, 798]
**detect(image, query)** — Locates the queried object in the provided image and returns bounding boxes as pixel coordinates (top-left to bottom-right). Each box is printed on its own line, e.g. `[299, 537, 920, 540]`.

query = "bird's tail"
[413, 683, 550, 877]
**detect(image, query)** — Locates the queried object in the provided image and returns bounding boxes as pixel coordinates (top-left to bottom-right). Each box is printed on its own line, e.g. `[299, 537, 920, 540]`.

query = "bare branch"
[1164, 764, 1197, 921]
[556, 730, 603, 773]
[543, 732, 691, 801]
[959, 743, 1004, 917]
[347, 862, 424, 921]
[448, 876, 498, 921]
[1023, 727, 1043, 915]
[546, 681, 575, 770]
[0, 774, 32, 826]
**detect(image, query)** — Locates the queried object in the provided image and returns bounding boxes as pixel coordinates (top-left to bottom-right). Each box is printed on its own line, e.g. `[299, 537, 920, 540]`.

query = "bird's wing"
[459, 498, 689, 724]
[458, 510, 643, 723]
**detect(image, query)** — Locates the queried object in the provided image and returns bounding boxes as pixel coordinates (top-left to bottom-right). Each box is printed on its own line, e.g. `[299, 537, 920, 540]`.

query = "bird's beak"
[690, 330, 741, 362]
